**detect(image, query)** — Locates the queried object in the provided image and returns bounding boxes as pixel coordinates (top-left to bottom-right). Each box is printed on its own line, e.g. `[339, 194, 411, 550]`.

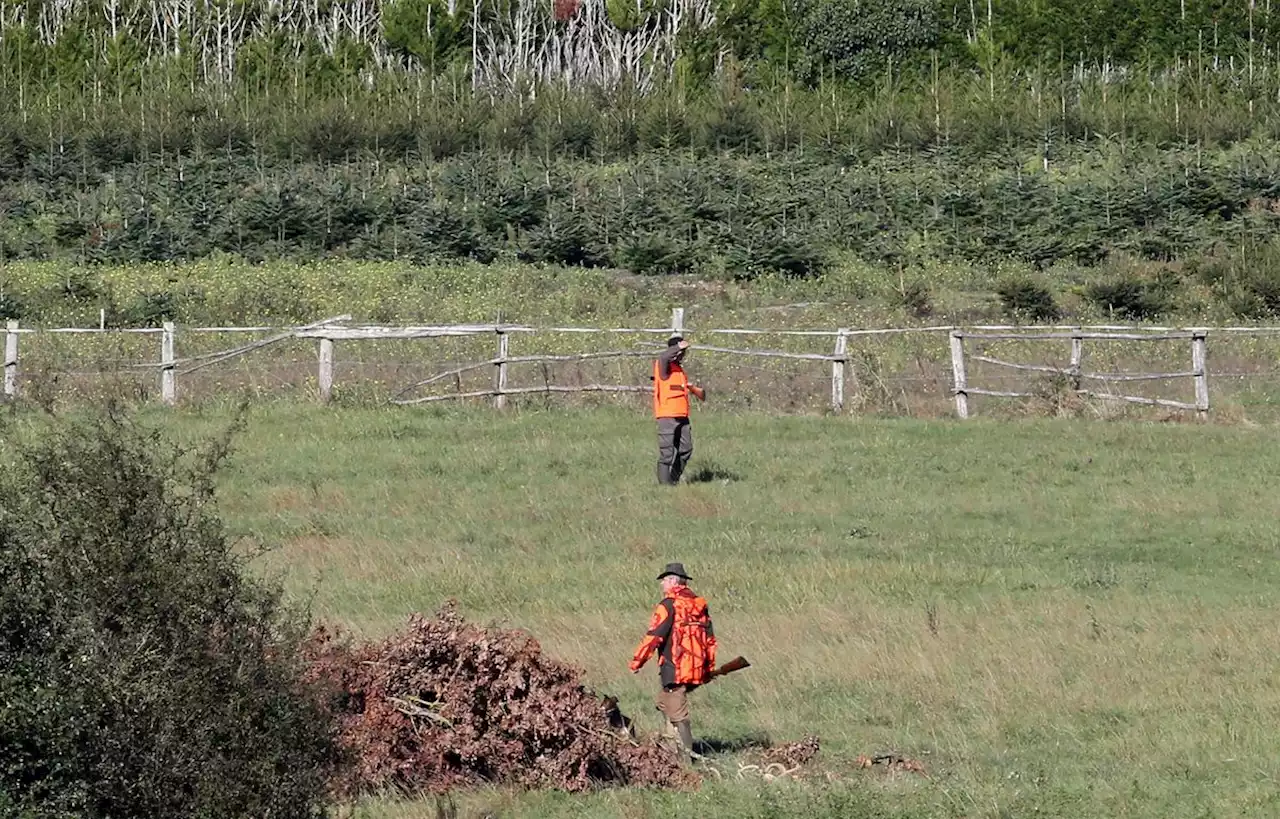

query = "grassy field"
[91, 401, 1280, 818]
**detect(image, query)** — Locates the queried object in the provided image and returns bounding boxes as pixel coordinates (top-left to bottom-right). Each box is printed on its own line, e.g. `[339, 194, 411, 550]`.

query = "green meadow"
[65, 402, 1279, 818]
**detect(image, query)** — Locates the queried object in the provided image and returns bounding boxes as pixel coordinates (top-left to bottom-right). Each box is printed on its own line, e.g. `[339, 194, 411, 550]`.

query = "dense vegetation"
[6, 138, 1280, 324]
[5, 0, 1280, 323]
[0, 408, 338, 817]
[2, 0, 1278, 92]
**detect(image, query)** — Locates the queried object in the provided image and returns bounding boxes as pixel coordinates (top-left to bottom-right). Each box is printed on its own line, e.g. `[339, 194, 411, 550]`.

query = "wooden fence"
[6, 312, 1280, 416]
[948, 328, 1211, 418]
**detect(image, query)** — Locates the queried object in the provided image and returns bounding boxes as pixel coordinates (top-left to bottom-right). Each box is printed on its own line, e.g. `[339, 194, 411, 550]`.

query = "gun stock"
[709, 656, 751, 679]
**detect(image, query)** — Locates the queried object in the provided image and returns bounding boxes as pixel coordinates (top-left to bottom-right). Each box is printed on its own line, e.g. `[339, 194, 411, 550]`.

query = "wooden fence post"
[831, 328, 848, 413]
[318, 337, 334, 404]
[3, 320, 18, 401]
[1069, 333, 1084, 391]
[161, 322, 176, 407]
[949, 331, 970, 419]
[494, 330, 509, 409]
[671, 307, 684, 335]
[1192, 330, 1209, 414]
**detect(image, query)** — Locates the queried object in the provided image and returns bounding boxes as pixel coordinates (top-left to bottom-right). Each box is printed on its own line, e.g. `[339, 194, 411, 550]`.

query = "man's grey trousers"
[657, 417, 693, 485]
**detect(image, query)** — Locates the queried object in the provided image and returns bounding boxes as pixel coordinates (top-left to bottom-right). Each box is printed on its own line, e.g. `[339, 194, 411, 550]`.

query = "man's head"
[667, 334, 690, 360]
[661, 574, 687, 594]
[657, 562, 692, 593]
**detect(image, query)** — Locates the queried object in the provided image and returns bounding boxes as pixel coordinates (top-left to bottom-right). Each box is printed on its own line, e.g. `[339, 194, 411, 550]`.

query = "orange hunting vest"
[653, 359, 690, 418]
[667, 592, 714, 686]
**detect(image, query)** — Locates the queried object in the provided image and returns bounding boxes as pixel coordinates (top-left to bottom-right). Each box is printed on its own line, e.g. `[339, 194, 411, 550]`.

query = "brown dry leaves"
[762, 735, 822, 768]
[302, 602, 695, 796]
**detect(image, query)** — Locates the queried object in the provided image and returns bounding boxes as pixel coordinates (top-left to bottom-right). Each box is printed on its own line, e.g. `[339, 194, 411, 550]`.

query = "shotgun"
[708, 655, 751, 680]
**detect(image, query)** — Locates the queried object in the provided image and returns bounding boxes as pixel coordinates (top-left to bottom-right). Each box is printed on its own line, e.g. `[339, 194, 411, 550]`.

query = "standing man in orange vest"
[629, 562, 717, 760]
[653, 334, 705, 485]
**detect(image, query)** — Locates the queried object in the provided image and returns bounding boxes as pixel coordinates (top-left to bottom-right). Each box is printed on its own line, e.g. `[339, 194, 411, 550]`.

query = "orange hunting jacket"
[629, 586, 717, 687]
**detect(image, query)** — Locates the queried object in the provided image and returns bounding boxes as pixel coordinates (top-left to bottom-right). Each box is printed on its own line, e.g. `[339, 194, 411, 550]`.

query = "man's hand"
[688, 384, 706, 401]
[628, 659, 643, 674]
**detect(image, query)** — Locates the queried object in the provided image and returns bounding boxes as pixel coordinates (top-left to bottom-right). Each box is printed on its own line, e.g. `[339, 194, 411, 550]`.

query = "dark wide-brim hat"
[657, 562, 692, 581]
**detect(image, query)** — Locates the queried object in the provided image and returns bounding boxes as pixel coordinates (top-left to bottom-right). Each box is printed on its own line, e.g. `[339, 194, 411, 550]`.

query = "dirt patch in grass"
[266, 484, 351, 512]
[677, 494, 726, 518]
[267, 486, 307, 511]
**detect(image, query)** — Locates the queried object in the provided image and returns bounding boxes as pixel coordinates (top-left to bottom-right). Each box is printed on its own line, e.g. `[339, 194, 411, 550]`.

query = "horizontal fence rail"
[4, 312, 1280, 418]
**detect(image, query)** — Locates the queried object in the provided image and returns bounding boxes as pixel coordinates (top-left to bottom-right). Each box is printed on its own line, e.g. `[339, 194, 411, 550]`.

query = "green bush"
[1084, 274, 1176, 320]
[618, 233, 697, 275]
[1189, 243, 1280, 319]
[0, 290, 24, 320]
[794, 0, 941, 84]
[997, 275, 1062, 321]
[890, 278, 933, 318]
[0, 407, 339, 818]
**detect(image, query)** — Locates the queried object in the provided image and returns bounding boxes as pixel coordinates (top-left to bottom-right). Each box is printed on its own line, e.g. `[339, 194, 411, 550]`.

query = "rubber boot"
[675, 720, 697, 761]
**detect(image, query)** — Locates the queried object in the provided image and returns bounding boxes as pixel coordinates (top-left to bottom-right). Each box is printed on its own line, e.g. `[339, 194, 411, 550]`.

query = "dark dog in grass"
[602, 695, 635, 740]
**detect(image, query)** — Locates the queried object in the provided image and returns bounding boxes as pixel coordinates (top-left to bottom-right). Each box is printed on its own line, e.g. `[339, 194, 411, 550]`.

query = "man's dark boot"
[675, 720, 697, 761]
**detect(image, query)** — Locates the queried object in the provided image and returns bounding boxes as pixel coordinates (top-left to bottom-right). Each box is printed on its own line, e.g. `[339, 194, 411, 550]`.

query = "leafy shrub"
[520, 204, 610, 267]
[997, 275, 1061, 321]
[1189, 243, 1280, 318]
[1085, 274, 1176, 320]
[618, 233, 696, 275]
[0, 290, 23, 320]
[699, 99, 761, 152]
[0, 406, 339, 818]
[890, 278, 933, 318]
[108, 290, 183, 328]
[638, 104, 691, 150]
[795, 0, 941, 84]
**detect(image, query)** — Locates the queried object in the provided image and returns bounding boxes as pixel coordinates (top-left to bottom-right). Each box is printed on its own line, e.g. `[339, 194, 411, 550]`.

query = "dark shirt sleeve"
[657, 347, 679, 380]
[648, 599, 675, 639]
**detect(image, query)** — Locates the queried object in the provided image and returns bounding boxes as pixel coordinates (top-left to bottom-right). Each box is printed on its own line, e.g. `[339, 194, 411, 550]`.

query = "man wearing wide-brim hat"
[629, 562, 718, 760]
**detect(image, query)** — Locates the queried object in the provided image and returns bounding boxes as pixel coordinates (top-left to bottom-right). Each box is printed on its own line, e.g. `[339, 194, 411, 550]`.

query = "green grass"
[79, 401, 1280, 818]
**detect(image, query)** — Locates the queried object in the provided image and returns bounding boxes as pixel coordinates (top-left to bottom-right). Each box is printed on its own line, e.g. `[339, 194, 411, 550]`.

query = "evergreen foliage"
[3, 134, 1280, 286]
[997, 276, 1062, 322]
